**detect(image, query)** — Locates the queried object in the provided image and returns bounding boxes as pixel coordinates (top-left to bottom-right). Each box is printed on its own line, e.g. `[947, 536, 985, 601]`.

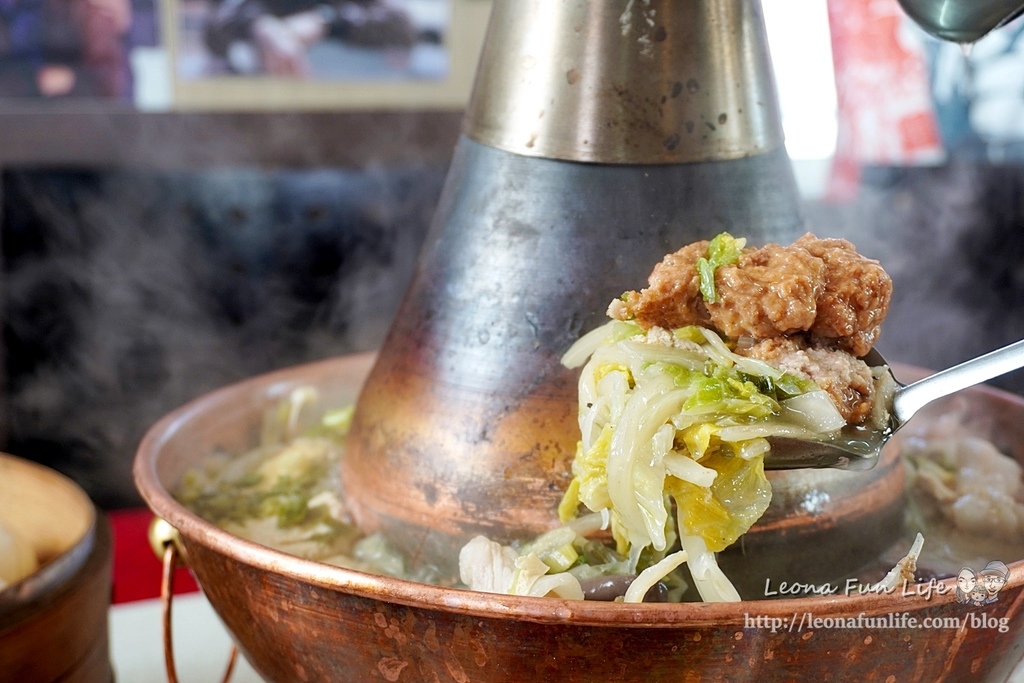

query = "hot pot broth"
[899, 412, 1024, 578]
[175, 392, 440, 585]
[173, 382, 1024, 601]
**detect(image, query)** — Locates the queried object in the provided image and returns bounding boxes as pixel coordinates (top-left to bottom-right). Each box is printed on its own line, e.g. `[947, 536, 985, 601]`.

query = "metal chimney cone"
[343, 0, 804, 573]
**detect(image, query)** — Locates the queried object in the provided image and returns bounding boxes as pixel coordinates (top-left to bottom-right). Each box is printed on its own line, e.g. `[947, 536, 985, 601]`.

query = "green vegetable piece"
[321, 405, 355, 433]
[659, 362, 778, 419]
[537, 544, 580, 573]
[738, 371, 818, 401]
[236, 472, 263, 489]
[658, 362, 701, 388]
[696, 259, 718, 303]
[673, 326, 707, 344]
[610, 320, 643, 342]
[579, 539, 620, 566]
[696, 232, 746, 304]
[260, 491, 310, 528]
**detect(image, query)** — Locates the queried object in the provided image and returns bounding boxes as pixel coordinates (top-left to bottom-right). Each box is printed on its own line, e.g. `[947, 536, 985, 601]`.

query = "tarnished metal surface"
[342, 0, 802, 572]
[464, 0, 786, 163]
[342, 137, 804, 572]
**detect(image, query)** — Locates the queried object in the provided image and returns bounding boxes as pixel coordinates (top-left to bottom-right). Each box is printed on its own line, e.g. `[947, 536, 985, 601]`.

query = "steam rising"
[2, 167, 443, 507]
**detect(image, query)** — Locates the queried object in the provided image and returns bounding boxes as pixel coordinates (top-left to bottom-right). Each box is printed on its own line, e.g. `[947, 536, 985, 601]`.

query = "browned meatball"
[739, 337, 876, 424]
[611, 233, 891, 358]
[608, 233, 891, 425]
[794, 234, 892, 357]
[608, 241, 711, 329]
[707, 243, 825, 339]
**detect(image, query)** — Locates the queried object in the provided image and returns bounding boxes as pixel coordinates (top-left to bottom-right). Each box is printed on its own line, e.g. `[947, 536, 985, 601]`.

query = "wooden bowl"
[0, 454, 113, 683]
[134, 353, 1024, 682]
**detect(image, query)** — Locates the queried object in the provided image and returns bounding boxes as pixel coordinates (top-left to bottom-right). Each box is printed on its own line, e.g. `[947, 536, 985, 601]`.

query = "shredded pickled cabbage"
[176, 389, 419, 581]
[556, 321, 846, 601]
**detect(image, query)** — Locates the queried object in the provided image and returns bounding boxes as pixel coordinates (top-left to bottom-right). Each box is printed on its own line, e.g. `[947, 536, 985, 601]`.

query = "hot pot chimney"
[342, 0, 804, 571]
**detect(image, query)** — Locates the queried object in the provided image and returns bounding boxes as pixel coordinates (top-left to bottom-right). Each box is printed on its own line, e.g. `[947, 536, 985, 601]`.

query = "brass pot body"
[343, 0, 805, 569]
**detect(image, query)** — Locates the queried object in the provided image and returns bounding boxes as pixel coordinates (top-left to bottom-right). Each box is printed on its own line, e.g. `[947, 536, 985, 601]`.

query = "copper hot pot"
[134, 353, 1024, 682]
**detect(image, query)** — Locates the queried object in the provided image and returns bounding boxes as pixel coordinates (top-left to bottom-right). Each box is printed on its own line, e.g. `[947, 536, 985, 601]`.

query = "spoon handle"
[893, 338, 1024, 422]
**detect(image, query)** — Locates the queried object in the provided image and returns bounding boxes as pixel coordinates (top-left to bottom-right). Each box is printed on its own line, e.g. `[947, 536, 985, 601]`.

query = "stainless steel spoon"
[764, 338, 1024, 471]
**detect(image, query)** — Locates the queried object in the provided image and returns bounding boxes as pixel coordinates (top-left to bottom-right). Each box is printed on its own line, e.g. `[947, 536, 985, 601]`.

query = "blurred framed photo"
[177, 0, 450, 81]
[168, 0, 486, 109]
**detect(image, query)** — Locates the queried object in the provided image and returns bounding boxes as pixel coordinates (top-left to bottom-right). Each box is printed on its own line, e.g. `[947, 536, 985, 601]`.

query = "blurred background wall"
[1, 0, 1023, 509]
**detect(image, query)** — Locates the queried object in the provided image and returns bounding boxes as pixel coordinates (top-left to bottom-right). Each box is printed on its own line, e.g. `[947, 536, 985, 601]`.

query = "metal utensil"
[897, 0, 1024, 43]
[765, 338, 1024, 471]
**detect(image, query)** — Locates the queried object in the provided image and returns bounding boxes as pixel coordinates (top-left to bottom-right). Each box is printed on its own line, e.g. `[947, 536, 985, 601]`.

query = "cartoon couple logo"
[956, 561, 1009, 606]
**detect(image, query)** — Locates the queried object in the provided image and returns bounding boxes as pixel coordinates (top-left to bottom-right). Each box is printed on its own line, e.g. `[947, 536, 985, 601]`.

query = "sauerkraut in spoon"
[460, 232, 898, 603]
[554, 233, 897, 601]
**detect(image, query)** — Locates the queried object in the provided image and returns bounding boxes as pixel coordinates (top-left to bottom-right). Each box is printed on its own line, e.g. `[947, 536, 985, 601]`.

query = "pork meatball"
[794, 234, 892, 357]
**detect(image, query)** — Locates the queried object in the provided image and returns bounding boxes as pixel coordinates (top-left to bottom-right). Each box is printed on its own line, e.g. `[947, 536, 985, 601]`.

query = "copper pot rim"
[134, 353, 1024, 628]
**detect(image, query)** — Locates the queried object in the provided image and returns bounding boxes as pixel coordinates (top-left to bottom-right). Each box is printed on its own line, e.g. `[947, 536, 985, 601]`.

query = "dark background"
[0, 110, 456, 508]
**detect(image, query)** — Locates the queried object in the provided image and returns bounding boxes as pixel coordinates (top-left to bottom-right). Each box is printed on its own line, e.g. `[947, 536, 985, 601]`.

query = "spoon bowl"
[765, 338, 1024, 470]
